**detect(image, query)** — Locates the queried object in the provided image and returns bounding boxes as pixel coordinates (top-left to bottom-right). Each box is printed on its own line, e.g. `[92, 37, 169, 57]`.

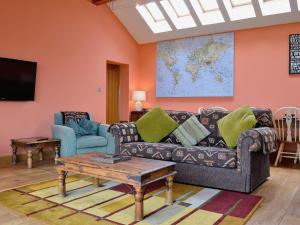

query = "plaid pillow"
[173, 115, 210, 147]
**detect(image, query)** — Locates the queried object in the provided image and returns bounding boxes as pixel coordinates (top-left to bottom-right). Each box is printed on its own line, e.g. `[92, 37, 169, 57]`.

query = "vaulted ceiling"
[106, 0, 300, 44]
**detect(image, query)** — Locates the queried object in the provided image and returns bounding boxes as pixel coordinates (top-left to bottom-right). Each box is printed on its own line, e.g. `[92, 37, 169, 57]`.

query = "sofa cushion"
[172, 146, 237, 169]
[173, 115, 210, 147]
[136, 107, 179, 142]
[120, 142, 179, 161]
[197, 109, 229, 148]
[252, 108, 274, 128]
[162, 110, 195, 145]
[217, 106, 257, 148]
[76, 135, 108, 149]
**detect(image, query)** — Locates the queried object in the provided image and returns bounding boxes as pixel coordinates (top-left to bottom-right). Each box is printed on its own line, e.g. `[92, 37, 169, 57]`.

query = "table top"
[57, 152, 176, 177]
[11, 137, 60, 145]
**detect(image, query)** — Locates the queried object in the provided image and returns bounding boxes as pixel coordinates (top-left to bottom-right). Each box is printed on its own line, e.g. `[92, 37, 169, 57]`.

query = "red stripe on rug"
[201, 191, 262, 218]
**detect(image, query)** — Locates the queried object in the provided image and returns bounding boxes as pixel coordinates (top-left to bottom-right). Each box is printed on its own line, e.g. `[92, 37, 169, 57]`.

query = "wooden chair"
[274, 107, 300, 166]
[198, 106, 228, 114]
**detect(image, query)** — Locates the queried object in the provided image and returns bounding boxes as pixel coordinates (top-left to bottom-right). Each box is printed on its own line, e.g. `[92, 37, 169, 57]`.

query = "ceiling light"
[258, 0, 291, 16]
[223, 0, 256, 21]
[190, 0, 225, 25]
[160, 0, 197, 29]
[136, 3, 172, 33]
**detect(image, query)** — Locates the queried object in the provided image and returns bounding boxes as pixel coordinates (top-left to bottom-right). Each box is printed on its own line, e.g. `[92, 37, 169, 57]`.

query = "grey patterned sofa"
[109, 108, 275, 193]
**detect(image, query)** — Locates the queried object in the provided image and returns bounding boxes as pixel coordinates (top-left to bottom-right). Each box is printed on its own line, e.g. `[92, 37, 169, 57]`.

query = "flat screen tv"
[0, 57, 37, 101]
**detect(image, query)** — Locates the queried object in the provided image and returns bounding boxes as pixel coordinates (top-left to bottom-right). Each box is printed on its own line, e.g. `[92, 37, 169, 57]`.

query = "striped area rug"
[0, 175, 262, 225]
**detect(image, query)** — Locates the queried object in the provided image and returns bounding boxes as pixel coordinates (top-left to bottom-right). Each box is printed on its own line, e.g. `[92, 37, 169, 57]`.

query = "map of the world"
[156, 32, 234, 97]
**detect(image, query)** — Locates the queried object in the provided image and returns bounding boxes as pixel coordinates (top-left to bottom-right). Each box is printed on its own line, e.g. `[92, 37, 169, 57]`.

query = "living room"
[0, 0, 300, 224]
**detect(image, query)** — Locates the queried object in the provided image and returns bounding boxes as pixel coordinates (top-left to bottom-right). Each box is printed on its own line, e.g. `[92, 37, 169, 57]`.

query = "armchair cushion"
[76, 135, 107, 149]
[65, 119, 90, 136]
[78, 118, 98, 135]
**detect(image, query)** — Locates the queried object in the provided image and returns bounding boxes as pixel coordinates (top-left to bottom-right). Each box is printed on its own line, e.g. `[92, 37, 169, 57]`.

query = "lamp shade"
[132, 90, 146, 101]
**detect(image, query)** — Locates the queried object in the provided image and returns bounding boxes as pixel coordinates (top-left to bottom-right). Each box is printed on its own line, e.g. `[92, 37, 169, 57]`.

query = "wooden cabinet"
[130, 111, 146, 122]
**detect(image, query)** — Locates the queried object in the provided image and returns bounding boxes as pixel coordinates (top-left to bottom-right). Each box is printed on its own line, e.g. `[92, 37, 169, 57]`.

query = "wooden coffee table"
[56, 152, 177, 221]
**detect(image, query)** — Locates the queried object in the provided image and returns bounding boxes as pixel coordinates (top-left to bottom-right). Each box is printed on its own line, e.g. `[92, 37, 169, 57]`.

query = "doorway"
[106, 64, 120, 124]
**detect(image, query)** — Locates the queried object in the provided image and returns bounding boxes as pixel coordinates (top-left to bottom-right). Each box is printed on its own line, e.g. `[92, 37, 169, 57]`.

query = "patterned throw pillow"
[173, 115, 211, 147]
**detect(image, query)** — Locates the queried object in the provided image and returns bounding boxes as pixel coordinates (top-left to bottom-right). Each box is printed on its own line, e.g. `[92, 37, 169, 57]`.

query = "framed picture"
[289, 34, 300, 74]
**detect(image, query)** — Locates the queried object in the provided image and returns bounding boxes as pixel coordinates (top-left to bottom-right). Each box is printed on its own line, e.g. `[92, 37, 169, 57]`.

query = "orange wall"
[0, 0, 139, 156]
[138, 23, 300, 113]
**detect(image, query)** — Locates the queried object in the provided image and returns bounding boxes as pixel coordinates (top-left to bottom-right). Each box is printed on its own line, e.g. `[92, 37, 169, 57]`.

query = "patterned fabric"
[61, 111, 90, 124]
[252, 108, 274, 128]
[0, 176, 263, 225]
[162, 110, 195, 145]
[172, 146, 237, 169]
[120, 142, 178, 160]
[173, 115, 210, 146]
[108, 123, 141, 143]
[197, 109, 229, 148]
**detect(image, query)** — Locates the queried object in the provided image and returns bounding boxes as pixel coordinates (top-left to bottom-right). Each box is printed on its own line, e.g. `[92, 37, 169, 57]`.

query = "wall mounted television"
[0, 57, 37, 101]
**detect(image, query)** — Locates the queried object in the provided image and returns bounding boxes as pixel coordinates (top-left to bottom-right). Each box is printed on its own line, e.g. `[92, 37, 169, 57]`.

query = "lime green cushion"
[217, 106, 257, 148]
[136, 107, 179, 142]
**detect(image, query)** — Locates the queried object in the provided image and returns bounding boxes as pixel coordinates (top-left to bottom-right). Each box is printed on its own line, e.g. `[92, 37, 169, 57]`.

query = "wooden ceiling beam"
[93, 0, 111, 5]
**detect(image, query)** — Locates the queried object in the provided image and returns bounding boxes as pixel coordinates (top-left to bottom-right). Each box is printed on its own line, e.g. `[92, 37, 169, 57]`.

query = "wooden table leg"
[58, 170, 67, 197]
[95, 178, 101, 187]
[54, 145, 60, 165]
[12, 145, 17, 165]
[134, 186, 145, 221]
[39, 148, 43, 161]
[27, 149, 33, 169]
[166, 175, 174, 205]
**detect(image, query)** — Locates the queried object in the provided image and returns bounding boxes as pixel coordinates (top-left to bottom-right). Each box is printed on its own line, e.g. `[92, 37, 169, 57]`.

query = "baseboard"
[0, 151, 55, 168]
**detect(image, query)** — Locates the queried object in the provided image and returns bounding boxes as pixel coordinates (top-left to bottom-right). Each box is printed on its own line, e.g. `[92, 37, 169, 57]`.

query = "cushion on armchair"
[78, 118, 98, 135]
[217, 106, 257, 148]
[65, 119, 90, 136]
[76, 135, 108, 149]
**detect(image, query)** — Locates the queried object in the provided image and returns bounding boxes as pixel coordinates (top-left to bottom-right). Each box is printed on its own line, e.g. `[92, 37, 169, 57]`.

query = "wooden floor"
[0, 161, 299, 225]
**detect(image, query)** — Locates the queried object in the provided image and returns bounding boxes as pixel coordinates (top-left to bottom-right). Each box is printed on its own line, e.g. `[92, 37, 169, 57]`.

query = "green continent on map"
[186, 38, 230, 82]
[158, 44, 181, 87]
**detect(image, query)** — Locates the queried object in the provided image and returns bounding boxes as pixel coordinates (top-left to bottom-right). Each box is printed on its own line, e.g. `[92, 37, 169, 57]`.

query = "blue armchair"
[52, 112, 115, 157]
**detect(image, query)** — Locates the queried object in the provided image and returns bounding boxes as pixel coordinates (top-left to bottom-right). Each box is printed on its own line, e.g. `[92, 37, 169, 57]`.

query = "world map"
[156, 32, 234, 97]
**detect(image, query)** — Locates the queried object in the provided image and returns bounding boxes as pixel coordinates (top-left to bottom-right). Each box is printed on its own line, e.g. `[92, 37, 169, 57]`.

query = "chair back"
[198, 106, 228, 114]
[273, 107, 300, 142]
[54, 112, 93, 125]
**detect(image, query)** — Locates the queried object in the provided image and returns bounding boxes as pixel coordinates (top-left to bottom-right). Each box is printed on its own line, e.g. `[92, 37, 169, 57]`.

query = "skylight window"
[190, 0, 224, 25]
[298, 0, 300, 10]
[223, 0, 256, 21]
[258, 0, 291, 16]
[136, 3, 172, 34]
[160, 0, 196, 29]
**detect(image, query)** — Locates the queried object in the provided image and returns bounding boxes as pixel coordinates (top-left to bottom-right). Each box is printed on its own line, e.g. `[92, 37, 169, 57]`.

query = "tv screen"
[0, 57, 37, 101]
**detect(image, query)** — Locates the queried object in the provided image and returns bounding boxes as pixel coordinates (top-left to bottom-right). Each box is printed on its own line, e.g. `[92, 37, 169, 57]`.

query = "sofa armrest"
[108, 122, 142, 154]
[237, 127, 272, 174]
[52, 125, 76, 157]
[98, 124, 115, 154]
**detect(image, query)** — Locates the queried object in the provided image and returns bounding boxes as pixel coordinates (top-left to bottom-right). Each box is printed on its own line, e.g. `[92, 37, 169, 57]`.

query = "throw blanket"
[255, 127, 277, 154]
[61, 111, 90, 124]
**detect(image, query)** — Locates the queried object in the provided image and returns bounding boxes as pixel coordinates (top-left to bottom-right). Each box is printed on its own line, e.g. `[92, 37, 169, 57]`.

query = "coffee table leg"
[58, 170, 67, 197]
[39, 148, 43, 161]
[27, 149, 33, 169]
[95, 178, 101, 187]
[54, 145, 60, 165]
[134, 186, 145, 221]
[166, 175, 174, 205]
[12, 146, 17, 165]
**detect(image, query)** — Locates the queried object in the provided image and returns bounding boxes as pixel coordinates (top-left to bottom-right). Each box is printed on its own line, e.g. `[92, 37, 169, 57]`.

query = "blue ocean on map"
[156, 32, 234, 97]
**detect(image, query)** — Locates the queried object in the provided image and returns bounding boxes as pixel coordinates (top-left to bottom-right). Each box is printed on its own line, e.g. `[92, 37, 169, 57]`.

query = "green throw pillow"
[135, 107, 179, 142]
[78, 118, 98, 135]
[217, 106, 257, 148]
[65, 119, 90, 136]
[173, 115, 211, 147]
